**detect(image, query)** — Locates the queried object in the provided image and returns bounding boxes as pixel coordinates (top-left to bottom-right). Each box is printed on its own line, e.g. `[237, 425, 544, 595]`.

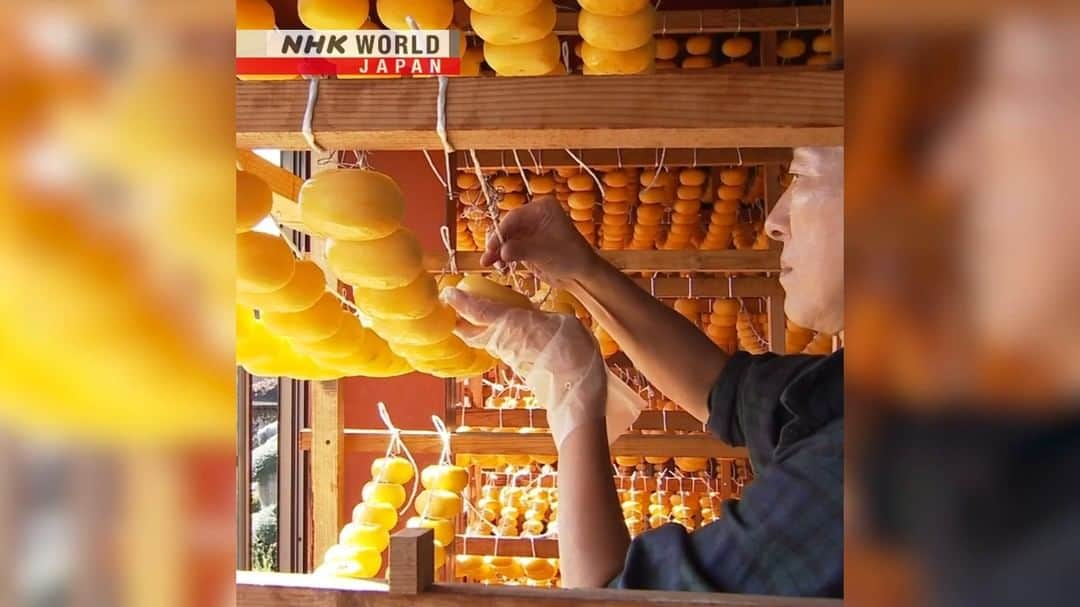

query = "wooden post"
[831, 0, 844, 64]
[310, 379, 344, 566]
[768, 294, 787, 354]
[759, 30, 778, 67]
[388, 528, 435, 594]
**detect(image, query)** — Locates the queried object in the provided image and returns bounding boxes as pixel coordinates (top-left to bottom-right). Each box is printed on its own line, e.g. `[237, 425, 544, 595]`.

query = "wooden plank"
[631, 276, 783, 299]
[389, 529, 435, 595]
[427, 250, 780, 274]
[236, 149, 306, 229]
[236, 70, 843, 151]
[760, 31, 778, 67]
[831, 0, 844, 63]
[457, 148, 793, 170]
[456, 536, 559, 559]
[551, 6, 832, 35]
[454, 409, 707, 434]
[237, 149, 304, 201]
[767, 295, 786, 355]
[299, 430, 748, 458]
[237, 571, 844, 607]
[309, 379, 344, 565]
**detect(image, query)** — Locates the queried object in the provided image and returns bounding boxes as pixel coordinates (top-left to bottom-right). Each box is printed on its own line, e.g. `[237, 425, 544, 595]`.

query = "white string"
[616, 148, 623, 169]
[422, 149, 450, 193]
[644, 148, 668, 191]
[436, 76, 454, 153]
[511, 149, 533, 196]
[432, 415, 453, 466]
[376, 402, 421, 515]
[738, 298, 770, 351]
[468, 149, 510, 274]
[692, 148, 698, 167]
[563, 148, 606, 200]
[439, 225, 458, 275]
[527, 149, 541, 174]
[727, 275, 734, 298]
[301, 76, 327, 154]
[736, 147, 744, 166]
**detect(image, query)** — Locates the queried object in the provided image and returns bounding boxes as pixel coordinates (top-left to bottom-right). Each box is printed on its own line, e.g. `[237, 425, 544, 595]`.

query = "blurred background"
[1, 0, 1078, 606]
[0, 1, 235, 606]
[845, 2, 1080, 606]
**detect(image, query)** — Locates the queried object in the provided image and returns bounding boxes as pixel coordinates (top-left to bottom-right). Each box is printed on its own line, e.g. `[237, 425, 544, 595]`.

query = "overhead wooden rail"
[455, 536, 560, 559]
[426, 250, 780, 274]
[236, 70, 843, 151]
[457, 148, 793, 170]
[453, 409, 708, 434]
[548, 6, 832, 36]
[298, 429, 748, 458]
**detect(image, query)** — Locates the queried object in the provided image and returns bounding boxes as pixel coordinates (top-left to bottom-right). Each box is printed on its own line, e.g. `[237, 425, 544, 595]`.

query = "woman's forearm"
[556, 418, 629, 588]
[566, 256, 726, 422]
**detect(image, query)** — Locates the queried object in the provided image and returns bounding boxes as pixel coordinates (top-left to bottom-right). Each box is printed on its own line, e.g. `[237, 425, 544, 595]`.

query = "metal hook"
[736, 9, 742, 34]
[692, 148, 698, 167]
[727, 274, 734, 298]
[736, 147, 744, 166]
[616, 148, 623, 169]
[661, 11, 668, 36]
[698, 10, 704, 34]
[650, 273, 657, 297]
[687, 274, 694, 298]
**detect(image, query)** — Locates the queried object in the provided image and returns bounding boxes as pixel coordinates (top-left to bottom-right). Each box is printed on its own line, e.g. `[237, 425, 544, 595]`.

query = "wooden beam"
[299, 429, 748, 458]
[453, 409, 707, 434]
[388, 529, 435, 595]
[236, 70, 843, 151]
[457, 148, 793, 170]
[426, 250, 780, 274]
[237, 571, 844, 607]
[760, 31, 778, 67]
[309, 379, 344, 565]
[456, 536, 559, 559]
[630, 276, 783, 298]
[550, 6, 831, 36]
[767, 295, 787, 355]
[236, 149, 306, 229]
[831, 0, 844, 64]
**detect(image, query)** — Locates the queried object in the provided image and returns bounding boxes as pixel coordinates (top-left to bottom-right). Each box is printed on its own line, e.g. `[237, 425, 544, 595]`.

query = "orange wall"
[339, 151, 449, 513]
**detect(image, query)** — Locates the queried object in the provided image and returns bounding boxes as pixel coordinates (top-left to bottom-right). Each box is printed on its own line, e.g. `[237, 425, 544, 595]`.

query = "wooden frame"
[458, 148, 793, 170]
[238, 532, 844, 606]
[236, 70, 842, 151]
[452, 409, 707, 434]
[298, 429, 748, 459]
[428, 250, 779, 274]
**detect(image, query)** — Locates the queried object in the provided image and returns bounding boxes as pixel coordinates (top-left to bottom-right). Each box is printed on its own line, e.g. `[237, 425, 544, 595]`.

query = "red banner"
[236, 57, 461, 76]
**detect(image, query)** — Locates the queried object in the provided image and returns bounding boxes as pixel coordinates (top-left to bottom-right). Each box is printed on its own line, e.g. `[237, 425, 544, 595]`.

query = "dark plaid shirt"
[609, 350, 844, 596]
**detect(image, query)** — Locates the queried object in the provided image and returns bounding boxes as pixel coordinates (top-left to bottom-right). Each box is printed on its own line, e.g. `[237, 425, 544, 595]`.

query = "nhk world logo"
[236, 30, 461, 76]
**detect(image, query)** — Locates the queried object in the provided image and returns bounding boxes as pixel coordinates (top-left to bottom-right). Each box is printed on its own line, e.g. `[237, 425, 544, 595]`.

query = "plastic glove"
[442, 287, 644, 449]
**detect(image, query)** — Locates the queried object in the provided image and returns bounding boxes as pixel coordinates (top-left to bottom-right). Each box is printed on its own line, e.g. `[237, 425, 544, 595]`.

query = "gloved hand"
[442, 287, 644, 449]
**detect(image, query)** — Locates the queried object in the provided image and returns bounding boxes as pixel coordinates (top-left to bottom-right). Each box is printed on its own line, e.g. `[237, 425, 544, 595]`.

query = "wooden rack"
[237, 531, 844, 605]
[236, 70, 843, 151]
[459, 148, 793, 169]
[298, 428, 749, 459]
[545, 6, 832, 36]
[453, 408, 709, 434]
